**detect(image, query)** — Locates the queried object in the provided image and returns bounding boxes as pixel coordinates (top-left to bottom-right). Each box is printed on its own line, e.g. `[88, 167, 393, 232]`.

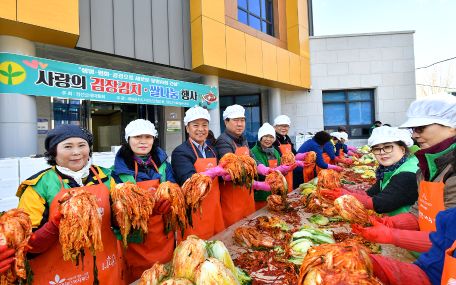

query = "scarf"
[133, 154, 153, 167]
[56, 161, 91, 187]
[375, 155, 408, 180]
[414, 136, 456, 180]
[263, 145, 277, 160]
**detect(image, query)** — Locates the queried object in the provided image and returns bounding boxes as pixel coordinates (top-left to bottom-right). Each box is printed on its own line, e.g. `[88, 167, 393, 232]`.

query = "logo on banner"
[49, 272, 90, 284]
[0, 61, 26, 85]
[447, 278, 456, 285]
[205, 163, 215, 171]
[422, 193, 427, 201]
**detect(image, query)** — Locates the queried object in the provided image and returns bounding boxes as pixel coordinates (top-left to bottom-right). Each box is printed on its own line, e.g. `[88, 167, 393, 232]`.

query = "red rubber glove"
[295, 153, 308, 161]
[333, 156, 348, 165]
[327, 164, 343, 172]
[274, 163, 297, 175]
[351, 219, 394, 244]
[257, 164, 274, 176]
[370, 254, 431, 285]
[201, 161, 229, 179]
[320, 188, 350, 200]
[350, 193, 374, 210]
[373, 213, 420, 230]
[28, 213, 61, 254]
[0, 245, 16, 274]
[152, 197, 171, 216]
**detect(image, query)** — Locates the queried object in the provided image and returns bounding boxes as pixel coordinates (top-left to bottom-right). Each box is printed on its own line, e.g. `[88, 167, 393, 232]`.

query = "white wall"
[279, 31, 417, 146]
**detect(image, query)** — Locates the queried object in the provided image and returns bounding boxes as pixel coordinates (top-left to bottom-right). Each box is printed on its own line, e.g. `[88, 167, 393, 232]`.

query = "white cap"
[125, 119, 158, 141]
[223, 104, 245, 120]
[274, 115, 291, 126]
[399, 93, 456, 129]
[258, 123, 276, 141]
[368, 126, 414, 148]
[339, 132, 348, 141]
[184, 106, 211, 126]
[330, 132, 343, 140]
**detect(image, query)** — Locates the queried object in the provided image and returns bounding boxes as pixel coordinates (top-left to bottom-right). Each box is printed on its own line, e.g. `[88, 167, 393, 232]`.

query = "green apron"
[379, 156, 419, 217]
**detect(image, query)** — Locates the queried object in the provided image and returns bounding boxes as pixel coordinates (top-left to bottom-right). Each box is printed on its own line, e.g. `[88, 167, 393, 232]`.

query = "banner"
[0, 53, 218, 109]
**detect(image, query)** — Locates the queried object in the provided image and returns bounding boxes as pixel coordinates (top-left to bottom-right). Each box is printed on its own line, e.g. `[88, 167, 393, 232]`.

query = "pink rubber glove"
[253, 180, 273, 191]
[347, 151, 356, 157]
[274, 163, 297, 175]
[223, 174, 232, 181]
[372, 213, 420, 230]
[295, 161, 304, 168]
[257, 164, 274, 176]
[347, 146, 358, 152]
[370, 254, 431, 285]
[350, 193, 374, 210]
[295, 153, 308, 161]
[327, 164, 343, 172]
[200, 162, 229, 179]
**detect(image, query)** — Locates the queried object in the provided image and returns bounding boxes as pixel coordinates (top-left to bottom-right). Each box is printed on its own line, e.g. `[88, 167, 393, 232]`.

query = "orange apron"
[30, 167, 125, 285]
[177, 139, 225, 241]
[255, 158, 277, 211]
[316, 152, 334, 175]
[220, 140, 256, 227]
[339, 149, 345, 158]
[277, 141, 294, 193]
[441, 240, 456, 285]
[124, 162, 175, 283]
[418, 168, 448, 231]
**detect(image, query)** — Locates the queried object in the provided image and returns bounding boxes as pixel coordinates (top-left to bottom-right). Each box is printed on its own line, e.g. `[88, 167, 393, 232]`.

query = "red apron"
[418, 168, 448, 231]
[30, 167, 125, 285]
[254, 158, 277, 211]
[220, 140, 256, 227]
[441, 240, 456, 285]
[277, 141, 294, 193]
[316, 152, 334, 175]
[177, 139, 225, 242]
[124, 162, 175, 283]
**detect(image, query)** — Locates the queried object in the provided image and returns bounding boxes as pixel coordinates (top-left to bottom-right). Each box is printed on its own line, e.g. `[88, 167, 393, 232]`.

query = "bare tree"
[418, 63, 454, 97]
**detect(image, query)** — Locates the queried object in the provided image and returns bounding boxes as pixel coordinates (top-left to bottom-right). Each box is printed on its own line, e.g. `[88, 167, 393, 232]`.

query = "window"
[238, 0, 274, 36]
[322, 90, 375, 138]
[220, 95, 262, 148]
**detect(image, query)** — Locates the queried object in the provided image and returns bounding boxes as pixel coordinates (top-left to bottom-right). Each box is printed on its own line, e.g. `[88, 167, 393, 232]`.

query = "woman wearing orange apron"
[214, 105, 276, 227]
[171, 107, 227, 241]
[111, 119, 176, 283]
[351, 93, 456, 260]
[17, 124, 126, 284]
[252, 123, 296, 210]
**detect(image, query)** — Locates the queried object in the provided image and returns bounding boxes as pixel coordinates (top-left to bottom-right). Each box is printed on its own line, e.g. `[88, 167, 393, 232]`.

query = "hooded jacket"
[214, 129, 260, 164]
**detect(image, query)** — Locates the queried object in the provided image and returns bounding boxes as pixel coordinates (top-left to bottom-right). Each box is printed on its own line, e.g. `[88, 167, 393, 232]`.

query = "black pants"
[293, 168, 304, 190]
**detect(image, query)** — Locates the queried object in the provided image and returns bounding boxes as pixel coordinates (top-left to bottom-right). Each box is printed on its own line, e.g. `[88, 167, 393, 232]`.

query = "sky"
[313, 0, 456, 91]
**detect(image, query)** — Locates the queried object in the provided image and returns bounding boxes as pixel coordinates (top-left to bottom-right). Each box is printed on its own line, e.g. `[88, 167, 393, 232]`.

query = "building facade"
[0, 0, 416, 159]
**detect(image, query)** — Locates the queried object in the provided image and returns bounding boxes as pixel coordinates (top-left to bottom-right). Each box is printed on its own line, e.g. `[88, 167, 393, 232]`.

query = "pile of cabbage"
[351, 166, 376, 179]
[354, 153, 377, 165]
[299, 177, 318, 195]
[140, 235, 252, 285]
[286, 226, 335, 265]
[356, 145, 371, 153]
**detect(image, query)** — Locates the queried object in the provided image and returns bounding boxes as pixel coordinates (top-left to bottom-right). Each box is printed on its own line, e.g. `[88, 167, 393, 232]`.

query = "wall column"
[202, 75, 221, 137]
[0, 36, 38, 158]
[268, 88, 281, 125]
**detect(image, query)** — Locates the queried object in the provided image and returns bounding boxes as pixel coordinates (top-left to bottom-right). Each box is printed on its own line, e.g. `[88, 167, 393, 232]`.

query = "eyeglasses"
[409, 126, 427, 134]
[372, 145, 394, 155]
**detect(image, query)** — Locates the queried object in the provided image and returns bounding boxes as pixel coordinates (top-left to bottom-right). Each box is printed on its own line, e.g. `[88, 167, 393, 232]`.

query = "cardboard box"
[0, 158, 19, 179]
[0, 179, 19, 199]
[92, 153, 116, 169]
[111, 146, 121, 154]
[0, 197, 19, 212]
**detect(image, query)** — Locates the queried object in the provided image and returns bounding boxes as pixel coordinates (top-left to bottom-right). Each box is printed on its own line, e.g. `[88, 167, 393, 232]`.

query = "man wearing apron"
[17, 124, 125, 284]
[111, 119, 176, 283]
[350, 94, 456, 260]
[214, 104, 276, 227]
[171, 107, 228, 241]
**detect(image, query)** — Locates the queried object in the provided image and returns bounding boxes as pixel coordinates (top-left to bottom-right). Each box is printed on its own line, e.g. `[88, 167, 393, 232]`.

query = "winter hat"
[368, 126, 414, 148]
[184, 106, 211, 126]
[274, 115, 291, 126]
[258, 123, 276, 141]
[399, 93, 456, 129]
[45, 124, 94, 151]
[223, 104, 245, 120]
[125, 119, 158, 141]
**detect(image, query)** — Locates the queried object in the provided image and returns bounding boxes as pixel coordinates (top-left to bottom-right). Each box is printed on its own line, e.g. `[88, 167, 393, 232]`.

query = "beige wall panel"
[190, 0, 202, 22]
[286, 0, 298, 29]
[0, 0, 16, 21]
[277, 48, 290, 84]
[299, 26, 310, 58]
[289, 52, 301, 86]
[191, 17, 204, 68]
[262, 41, 278, 81]
[298, 0, 308, 29]
[201, 0, 225, 24]
[287, 25, 300, 54]
[245, 34, 263, 78]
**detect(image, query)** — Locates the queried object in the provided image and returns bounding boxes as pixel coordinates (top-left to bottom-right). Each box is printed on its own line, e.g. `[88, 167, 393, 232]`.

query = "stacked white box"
[0, 179, 19, 199]
[0, 158, 19, 180]
[19, 157, 50, 182]
[0, 197, 19, 212]
[111, 146, 121, 154]
[92, 153, 116, 169]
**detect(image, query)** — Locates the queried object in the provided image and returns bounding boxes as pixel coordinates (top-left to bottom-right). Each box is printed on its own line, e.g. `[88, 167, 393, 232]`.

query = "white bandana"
[56, 161, 91, 187]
